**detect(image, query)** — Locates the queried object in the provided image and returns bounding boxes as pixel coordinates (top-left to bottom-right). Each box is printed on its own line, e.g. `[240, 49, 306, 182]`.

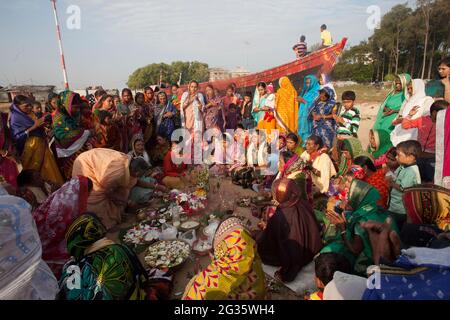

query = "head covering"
[53, 90, 86, 148]
[272, 178, 303, 208]
[58, 90, 82, 117]
[391, 79, 434, 146]
[0, 194, 58, 299]
[298, 75, 321, 144]
[32, 176, 90, 276]
[368, 129, 393, 159]
[275, 77, 299, 133]
[65, 213, 107, 260]
[128, 134, 150, 165]
[301, 75, 320, 96]
[338, 137, 364, 176]
[347, 179, 380, 212]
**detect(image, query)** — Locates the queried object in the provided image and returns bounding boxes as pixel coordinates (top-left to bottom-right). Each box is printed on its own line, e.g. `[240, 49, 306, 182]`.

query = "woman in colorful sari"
[204, 84, 226, 131]
[300, 135, 336, 194]
[71, 148, 146, 230]
[0, 189, 59, 300]
[0, 112, 19, 188]
[58, 213, 147, 300]
[310, 87, 336, 149]
[336, 136, 364, 176]
[275, 76, 298, 134]
[367, 129, 393, 168]
[435, 107, 450, 189]
[154, 92, 176, 140]
[298, 74, 320, 144]
[180, 80, 205, 135]
[256, 178, 322, 283]
[183, 217, 266, 300]
[53, 91, 93, 180]
[391, 79, 434, 146]
[32, 176, 92, 278]
[253, 82, 276, 134]
[321, 180, 397, 275]
[9, 95, 64, 185]
[372, 74, 410, 134]
[150, 134, 171, 167]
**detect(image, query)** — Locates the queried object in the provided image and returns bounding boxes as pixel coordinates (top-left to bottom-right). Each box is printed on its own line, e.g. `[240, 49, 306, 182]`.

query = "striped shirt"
[293, 42, 307, 58]
[336, 106, 360, 136]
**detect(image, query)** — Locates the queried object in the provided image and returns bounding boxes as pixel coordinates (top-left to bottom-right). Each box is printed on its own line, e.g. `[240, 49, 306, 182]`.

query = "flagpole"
[50, 0, 69, 89]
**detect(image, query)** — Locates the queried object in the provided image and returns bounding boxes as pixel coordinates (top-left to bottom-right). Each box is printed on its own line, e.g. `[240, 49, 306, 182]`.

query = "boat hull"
[180, 38, 347, 94]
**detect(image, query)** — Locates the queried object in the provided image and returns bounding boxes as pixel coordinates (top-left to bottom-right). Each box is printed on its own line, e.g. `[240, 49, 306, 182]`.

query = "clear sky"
[0, 0, 411, 89]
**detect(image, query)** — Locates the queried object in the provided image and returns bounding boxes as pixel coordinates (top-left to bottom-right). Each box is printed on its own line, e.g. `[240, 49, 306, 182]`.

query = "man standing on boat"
[320, 24, 333, 48]
[293, 35, 308, 59]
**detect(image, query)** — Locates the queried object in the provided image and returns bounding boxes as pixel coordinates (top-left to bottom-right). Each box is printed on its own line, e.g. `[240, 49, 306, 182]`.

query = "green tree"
[127, 61, 210, 89]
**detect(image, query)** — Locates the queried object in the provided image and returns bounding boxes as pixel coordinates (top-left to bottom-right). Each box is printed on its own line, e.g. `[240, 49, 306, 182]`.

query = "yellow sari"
[21, 136, 64, 186]
[183, 217, 266, 300]
[275, 76, 299, 134]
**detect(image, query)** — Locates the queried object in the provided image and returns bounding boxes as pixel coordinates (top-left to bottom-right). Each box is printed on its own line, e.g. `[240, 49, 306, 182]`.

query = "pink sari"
[435, 107, 450, 188]
[0, 113, 19, 188]
[32, 176, 89, 277]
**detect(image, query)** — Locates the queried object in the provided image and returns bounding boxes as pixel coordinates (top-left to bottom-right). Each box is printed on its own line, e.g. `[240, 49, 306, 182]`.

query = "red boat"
[180, 38, 347, 93]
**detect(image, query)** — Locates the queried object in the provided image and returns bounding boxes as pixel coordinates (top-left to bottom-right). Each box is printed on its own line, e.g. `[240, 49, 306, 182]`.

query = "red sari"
[32, 176, 89, 277]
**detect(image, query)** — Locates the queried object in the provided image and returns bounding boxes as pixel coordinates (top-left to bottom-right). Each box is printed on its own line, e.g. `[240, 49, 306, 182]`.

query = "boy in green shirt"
[387, 140, 422, 229]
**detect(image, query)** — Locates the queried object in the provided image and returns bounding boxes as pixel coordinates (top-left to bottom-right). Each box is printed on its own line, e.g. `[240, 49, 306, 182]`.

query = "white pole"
[50, 0, 69, 89]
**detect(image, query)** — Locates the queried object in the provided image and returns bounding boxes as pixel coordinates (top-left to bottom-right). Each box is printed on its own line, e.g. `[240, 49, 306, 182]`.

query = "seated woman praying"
[162, 140, 189, 190]
[58, 213, 147, 300]
[255, 178, 322, 283]
[129, 158, 167, 208]
[367, 129, 393, 169]
[300, 135, 336, 194]
[320, 179, 398, 275]
[150, 134, 171, 167]
[285, 132, 304, 156]
[128, 134, 151, 165]
[183, 217, 266, 300]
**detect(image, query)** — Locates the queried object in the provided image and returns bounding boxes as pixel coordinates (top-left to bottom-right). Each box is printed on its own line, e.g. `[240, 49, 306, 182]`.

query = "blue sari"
[155, 102, 176, 140]
[298, 75, 320, 145]
[310, 87, 336, 148]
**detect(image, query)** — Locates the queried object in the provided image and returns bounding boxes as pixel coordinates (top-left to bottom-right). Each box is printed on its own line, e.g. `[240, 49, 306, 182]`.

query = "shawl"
[368, 129, 393, 159]
[391, 79, 434, 146]
[9, 103, 43, 155]
[275, 76, 298, 133]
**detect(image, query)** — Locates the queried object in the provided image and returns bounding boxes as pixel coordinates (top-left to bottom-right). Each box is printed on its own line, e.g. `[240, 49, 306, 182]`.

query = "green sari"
[372, 73, 411, 133]
[58, 214, 147, 300]
[337, 137, 364, 176]
[320, 180, 396, 274]
[368, 129, 393, 159]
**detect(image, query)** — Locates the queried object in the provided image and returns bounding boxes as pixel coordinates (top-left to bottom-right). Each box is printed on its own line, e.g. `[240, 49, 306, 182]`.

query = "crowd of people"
[0, 56, 449, 300]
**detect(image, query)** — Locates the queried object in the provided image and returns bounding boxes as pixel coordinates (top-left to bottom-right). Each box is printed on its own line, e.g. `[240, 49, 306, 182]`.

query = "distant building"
[209, 66, 250, 81]
[209, 68, 231, 81]
[0, 85, 56, 103]
[230, 66, 251, 78]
